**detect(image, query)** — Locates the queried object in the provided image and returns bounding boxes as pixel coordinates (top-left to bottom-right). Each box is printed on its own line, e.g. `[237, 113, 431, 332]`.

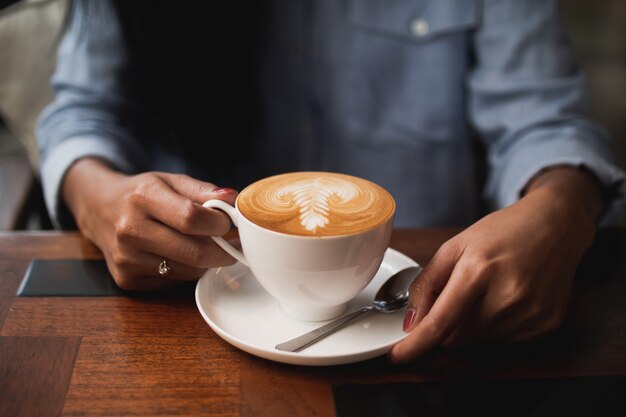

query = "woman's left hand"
[390, 167, 603, 363]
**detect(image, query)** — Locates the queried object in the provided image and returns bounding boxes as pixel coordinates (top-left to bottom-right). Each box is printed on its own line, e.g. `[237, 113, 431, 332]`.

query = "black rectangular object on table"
[17, 259, 126, 296]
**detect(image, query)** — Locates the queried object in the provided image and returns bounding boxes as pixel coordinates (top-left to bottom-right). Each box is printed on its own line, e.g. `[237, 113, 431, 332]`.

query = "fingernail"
[403, 308, 416, 332]
[213, 188, 237, 194]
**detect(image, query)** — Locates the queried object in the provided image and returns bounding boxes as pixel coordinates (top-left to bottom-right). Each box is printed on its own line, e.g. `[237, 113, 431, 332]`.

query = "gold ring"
[158, 259, 171, 276]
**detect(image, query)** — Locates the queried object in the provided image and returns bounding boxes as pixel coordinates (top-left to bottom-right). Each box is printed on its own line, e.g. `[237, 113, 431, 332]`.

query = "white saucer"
[195, 248, 420, 366]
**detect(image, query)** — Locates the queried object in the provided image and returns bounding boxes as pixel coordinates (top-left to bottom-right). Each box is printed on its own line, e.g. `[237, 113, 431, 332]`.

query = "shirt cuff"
[41, 136, 136, 229]
[488, 136, 626, 227]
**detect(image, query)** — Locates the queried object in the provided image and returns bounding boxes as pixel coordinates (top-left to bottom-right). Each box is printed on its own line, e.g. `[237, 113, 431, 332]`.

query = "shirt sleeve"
[36, 0, 145, 229]
[468, 0, 625, 226]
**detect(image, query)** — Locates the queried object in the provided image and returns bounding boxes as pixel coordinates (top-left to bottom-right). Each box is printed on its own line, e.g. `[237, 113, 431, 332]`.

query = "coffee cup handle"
[202, 199, 249, 267]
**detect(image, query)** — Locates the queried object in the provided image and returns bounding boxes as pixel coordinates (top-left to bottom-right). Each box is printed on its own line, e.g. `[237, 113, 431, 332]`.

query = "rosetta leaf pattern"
[277, 178, 357, 232]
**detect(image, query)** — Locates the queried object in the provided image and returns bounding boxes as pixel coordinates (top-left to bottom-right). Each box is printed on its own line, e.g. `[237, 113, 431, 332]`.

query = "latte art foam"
[237, 172, 395, 236]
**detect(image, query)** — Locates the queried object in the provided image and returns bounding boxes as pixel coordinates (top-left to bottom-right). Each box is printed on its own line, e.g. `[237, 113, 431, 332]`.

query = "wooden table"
[1, 228, 625, 417]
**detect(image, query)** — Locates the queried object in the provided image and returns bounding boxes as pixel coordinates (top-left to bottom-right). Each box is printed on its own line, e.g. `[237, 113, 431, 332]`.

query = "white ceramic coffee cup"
[202, 199, 394, 322]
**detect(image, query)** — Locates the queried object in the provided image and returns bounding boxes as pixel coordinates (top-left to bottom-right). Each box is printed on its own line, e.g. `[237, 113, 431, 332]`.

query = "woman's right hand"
[62, 158, 239, 290]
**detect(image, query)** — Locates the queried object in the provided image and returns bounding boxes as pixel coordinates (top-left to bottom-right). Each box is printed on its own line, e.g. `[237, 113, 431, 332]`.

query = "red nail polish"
[403, 308, 416, 332]
[213, 188, 237, 194]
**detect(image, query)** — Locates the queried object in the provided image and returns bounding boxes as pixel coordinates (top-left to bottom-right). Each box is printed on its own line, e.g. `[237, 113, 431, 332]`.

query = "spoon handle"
[275, 306, 373, 352]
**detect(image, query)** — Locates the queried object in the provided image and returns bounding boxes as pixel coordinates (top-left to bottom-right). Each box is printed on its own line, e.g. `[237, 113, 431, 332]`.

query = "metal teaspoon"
[275, 265, 422, 352]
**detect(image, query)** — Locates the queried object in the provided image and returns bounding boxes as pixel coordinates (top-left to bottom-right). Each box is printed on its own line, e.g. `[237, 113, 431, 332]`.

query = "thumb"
[203, 187, 239, 206]
[158, 173, 239, 205]
[402, 241, 460, 333]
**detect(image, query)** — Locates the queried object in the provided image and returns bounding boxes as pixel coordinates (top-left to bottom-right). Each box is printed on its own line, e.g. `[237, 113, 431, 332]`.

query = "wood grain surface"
[0, 229, 624, 417]
[0, 336, 81, 417]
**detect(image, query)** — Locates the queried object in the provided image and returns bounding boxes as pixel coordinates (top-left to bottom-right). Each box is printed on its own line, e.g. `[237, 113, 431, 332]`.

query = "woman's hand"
[390, 167, 603, 363]
[63, 158, 238, 290]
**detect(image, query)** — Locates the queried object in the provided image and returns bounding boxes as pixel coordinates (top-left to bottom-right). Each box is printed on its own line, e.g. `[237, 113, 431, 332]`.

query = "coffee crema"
[237, 172, 395, 236]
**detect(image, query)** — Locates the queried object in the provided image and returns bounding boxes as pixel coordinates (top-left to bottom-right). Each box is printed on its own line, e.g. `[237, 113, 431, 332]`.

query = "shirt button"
[410, 18, 429, 37]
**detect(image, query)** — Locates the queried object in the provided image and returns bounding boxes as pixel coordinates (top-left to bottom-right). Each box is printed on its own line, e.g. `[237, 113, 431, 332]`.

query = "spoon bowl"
[275, 265, 422, 352]
[373, 266, 421, 312]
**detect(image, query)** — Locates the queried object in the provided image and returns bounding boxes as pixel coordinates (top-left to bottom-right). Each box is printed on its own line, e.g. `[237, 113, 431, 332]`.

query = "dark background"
[1, 0, 624, 229]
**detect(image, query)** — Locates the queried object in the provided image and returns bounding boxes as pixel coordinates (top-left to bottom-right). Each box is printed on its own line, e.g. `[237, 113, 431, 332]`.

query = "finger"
[142, 238, 241, 280]
[479, 295, 562, 345]
[442, 303, 491, 349]
[390, 260, 487, 363]
[503, 328, 547, 344]
[105, 251, 203, 292]
[142, 253, 209, 281]
[447, 260, 574, 347]
[149, 237, 238, 270]
[404, 240, 462, 332]
[156, 173, 238, 205]
[120, 218, 237, 268]
[133, 176, 234, 236]
[109, 243, 210, 281]
[441, 283, 515, 348]
[113, 275, 183, 292]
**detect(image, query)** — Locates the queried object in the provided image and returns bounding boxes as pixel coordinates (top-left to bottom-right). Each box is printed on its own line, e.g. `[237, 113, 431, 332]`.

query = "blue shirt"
[37, 0, 625, 229]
